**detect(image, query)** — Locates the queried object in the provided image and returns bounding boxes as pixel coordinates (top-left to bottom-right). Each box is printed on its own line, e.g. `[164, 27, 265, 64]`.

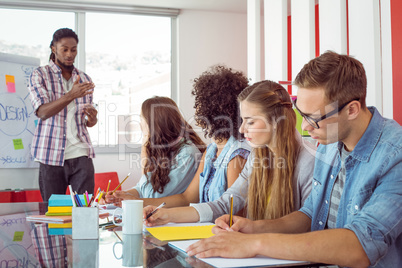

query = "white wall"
[93, 152, 142, 190]
[0, 9, 248, 191]
[349, 0, 382, 112]
[176, 10, 248, 120]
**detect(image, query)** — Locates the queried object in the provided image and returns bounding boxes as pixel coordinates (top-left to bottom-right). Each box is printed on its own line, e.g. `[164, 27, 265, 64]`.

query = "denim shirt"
[299, 107, 402, 267]
[199, 136, 251, 202]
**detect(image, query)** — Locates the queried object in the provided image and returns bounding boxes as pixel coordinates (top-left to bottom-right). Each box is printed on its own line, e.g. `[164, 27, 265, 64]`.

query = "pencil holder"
[72, 207, 99, 239]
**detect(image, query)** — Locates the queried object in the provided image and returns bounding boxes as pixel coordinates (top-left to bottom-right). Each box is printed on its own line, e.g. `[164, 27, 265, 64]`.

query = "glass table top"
[0, 202, 321, 268]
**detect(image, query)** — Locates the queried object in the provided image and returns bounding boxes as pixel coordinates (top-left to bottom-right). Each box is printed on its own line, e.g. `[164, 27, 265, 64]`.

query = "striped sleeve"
[29, 67, 50, 114]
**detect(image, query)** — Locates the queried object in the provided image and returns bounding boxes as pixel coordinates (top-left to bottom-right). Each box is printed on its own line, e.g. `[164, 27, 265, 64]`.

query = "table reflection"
[113, 234, 143, 267]
[1, 203, 318, 268]
[28, 222, 212, 267]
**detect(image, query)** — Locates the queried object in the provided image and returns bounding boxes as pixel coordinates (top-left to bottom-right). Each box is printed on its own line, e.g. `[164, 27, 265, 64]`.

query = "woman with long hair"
[103, 96, 205, 199]
[143, 80, 316, 225]
[105, 65, 251, 207]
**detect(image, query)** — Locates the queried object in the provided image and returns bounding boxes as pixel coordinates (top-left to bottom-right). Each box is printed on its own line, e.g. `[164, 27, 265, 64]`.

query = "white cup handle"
[113, 241, 123, 259]
[112, 208, 123, 226]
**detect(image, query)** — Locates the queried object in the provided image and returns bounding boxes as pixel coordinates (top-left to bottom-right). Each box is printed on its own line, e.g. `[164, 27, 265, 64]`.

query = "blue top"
[199, 136, 251, 203]
[133, 142, 202, 198]
[299, 107, 402, 267]
[201, 148, 250, 203]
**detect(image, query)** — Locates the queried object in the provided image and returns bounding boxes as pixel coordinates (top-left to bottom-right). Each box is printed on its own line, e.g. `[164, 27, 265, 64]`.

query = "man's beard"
[56, 58, 74, 72]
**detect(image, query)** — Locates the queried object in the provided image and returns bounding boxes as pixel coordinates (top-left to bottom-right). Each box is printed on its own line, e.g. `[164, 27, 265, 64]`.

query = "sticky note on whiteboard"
[7, 82, 16, 93]
[5, 75, 15, 83]
[13, 139, 24, 150]
[5, 75, 16, 93]
[13, 231, 24, 242]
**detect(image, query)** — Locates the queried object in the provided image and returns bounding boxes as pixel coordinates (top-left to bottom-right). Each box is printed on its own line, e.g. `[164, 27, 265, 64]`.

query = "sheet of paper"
[146, 223, 215, 241]
[169, 240, 310, 268]
[145, 222, 215, 229]
[98, 204, 119, 216]
[99, 204, 119, 210]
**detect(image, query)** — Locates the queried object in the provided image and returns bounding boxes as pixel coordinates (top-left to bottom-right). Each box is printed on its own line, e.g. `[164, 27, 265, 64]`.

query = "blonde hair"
[238, 80, 299, 220]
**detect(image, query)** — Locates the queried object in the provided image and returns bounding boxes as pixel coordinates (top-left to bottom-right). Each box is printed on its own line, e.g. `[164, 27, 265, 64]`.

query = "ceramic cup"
[112, 200, 143, 234]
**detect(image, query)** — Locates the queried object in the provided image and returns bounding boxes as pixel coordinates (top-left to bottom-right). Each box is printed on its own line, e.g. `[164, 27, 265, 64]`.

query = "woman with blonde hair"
[143, 80, 316, 225]
[237, 80, 313, 220]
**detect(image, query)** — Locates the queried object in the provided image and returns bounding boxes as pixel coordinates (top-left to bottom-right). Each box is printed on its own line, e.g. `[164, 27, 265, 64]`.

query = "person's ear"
[347, 100, 361, 120]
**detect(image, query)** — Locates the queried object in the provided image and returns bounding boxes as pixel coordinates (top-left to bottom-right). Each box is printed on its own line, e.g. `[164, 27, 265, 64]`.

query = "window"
[0, 8, 74, 65]
[85, 12, 171, 147]
[0, 4, 176, 150]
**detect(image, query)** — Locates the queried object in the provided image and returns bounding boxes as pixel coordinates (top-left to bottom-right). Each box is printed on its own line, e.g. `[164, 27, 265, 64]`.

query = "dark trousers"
[39, 156, 95, 202]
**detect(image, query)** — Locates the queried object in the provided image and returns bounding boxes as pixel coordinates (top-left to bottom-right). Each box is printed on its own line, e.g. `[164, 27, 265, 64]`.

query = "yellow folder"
[146, 224, 215, 241]
[47, 206, 72, 213]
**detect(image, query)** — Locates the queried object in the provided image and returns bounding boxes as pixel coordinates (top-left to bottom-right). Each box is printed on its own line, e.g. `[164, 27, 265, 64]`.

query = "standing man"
[186, 51, 402, 267]
[28, 28, 97, 201]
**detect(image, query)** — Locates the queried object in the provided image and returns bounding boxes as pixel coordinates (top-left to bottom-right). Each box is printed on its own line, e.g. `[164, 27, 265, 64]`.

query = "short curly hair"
[191, 65, 249, 142]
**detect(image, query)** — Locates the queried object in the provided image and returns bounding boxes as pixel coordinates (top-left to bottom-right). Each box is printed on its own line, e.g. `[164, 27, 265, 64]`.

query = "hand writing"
[213, 215, 255, 234]
[143, 205, 170, 226]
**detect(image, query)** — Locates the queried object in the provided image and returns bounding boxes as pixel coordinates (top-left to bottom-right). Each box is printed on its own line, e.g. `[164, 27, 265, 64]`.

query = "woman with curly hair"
[143, 80, 316, 226]
[102, 96, 205, 200]
[106, 65, 251, 207]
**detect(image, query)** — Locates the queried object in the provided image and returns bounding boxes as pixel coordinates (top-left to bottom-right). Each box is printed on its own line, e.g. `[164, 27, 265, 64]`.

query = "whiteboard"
[0, 53, 40, 168]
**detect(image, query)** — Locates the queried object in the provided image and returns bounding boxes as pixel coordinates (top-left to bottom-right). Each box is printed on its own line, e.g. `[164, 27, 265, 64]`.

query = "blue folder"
[48, 194, 92, 207]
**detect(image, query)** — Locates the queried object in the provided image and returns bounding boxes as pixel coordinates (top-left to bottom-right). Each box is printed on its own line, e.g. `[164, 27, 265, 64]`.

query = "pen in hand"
[144, 202, 166, 221]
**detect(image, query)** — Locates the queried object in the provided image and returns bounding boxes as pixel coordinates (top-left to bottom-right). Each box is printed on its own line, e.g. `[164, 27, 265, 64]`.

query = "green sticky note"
[13, 139, 24, 150]
[13, 231, 24, 242]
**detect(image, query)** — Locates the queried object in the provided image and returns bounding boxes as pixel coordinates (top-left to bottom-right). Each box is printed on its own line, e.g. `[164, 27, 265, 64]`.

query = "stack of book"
[47, 194, 88, 235]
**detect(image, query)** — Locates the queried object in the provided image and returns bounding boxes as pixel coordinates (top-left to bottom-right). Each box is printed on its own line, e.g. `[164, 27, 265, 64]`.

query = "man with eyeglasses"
[186, 51, 402, 267]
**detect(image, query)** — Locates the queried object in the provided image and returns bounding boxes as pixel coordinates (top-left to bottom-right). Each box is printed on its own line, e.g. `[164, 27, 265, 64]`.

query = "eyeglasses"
[293, 98, 359, 129]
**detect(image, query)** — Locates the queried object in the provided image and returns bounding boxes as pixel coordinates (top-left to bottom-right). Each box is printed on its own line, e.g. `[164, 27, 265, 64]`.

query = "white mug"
[113, 234, 143, 267]
[113, 200, 143, 234]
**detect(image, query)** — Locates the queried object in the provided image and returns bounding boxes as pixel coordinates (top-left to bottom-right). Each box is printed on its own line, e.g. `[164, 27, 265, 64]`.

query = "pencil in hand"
[106, 179, 111, 193]
[229, 194, 234, 228]
[111, 173, 131, 194]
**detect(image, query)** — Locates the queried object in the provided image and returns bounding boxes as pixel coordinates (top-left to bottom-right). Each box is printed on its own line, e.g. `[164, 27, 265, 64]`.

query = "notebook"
[26, 214, 72, 223]
[27, 211, 109, 223]
[169, 240, 311, 268]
